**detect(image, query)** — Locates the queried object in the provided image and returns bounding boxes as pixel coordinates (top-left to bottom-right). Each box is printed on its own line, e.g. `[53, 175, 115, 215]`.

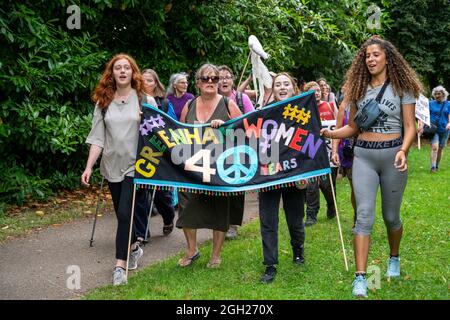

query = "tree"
[385, 0, 450, 93]
[0, 0, 396, 204]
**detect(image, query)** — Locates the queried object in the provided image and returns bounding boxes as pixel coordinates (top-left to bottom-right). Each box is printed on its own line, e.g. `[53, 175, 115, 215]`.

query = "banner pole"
[144, 187, 157, 242]
[329, 172, 349, 271]
[417, 121, 421, 150]
[126, 185, 137, 281]
[418, 135, 421, 150]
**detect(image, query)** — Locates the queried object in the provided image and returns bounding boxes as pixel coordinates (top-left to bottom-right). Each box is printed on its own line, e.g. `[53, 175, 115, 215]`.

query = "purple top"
[167, 92, 195, 120]
[338, 107, 354, 169]
[229, 90, 255, 114]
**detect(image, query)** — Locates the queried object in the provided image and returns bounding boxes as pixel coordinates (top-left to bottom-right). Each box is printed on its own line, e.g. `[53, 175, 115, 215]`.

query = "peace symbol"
[216, 145, 258, 184]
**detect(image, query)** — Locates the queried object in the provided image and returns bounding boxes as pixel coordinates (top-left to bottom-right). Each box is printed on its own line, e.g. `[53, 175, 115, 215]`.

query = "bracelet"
[398, 148, 407, 155]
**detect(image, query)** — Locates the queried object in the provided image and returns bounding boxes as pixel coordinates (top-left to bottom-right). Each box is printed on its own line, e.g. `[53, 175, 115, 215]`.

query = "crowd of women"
[81, 35, 449, 298]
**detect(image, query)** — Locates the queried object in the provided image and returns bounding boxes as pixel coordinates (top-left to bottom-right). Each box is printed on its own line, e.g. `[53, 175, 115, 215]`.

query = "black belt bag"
[354, 81, 389, 131]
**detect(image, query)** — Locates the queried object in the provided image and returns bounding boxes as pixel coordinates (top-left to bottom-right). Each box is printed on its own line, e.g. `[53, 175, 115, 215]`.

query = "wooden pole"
[329, 172, 349, 271]
[237, 51, 251, 90]
[125, 185, 137, 281]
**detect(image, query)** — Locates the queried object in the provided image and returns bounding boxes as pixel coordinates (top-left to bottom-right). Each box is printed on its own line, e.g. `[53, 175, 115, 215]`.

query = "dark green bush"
[1, 1, 442, 205]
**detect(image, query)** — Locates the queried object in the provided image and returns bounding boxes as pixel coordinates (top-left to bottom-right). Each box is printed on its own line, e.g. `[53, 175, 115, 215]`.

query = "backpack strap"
[155, 96, 169, 113]
[187, 96, 198, 111]
[223, 96, 231, 118]
[101, 107, 107, 127]
[236, 91, 245, 113]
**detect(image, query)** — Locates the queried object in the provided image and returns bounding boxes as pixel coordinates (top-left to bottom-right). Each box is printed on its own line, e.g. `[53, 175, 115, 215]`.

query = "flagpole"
[329, 172, 349, 271]
[237, 52, 251, 90]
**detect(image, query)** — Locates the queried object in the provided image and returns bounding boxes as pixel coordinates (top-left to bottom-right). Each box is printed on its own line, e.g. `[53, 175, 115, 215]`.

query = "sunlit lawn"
[84, 144, 447, 299]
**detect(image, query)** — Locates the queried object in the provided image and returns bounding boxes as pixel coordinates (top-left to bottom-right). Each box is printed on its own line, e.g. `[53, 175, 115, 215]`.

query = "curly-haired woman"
[81, 54, 157, 285]
[321, 36, 422, 298]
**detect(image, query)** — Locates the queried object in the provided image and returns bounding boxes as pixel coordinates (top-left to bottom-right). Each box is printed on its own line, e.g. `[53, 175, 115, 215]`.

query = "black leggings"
[108, 177, 146, 260]
[134, 189, 175, 239]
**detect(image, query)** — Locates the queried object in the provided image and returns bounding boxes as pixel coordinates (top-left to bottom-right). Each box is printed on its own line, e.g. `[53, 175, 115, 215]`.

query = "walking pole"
[237, 51, 251, 90]
[329, 172, 349, 271]
[89, 176, 105, 247]
[144, 187, 157, 243]
[126, 185, 138, 281]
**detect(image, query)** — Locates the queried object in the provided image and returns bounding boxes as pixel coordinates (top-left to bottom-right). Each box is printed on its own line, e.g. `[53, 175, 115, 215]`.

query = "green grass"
[85, 144, 449, 300]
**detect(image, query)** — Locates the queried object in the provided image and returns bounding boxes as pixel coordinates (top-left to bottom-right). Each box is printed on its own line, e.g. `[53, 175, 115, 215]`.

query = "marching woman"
[81, 54, 157, 285]
[321, 36, 422, 297]
[418, 85, 450, 172]
[258, 72, 307, 284]
[176, 63, 242, 268]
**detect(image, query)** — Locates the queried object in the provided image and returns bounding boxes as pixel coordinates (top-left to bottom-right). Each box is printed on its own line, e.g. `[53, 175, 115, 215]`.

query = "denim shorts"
[430, 130, 450, 148]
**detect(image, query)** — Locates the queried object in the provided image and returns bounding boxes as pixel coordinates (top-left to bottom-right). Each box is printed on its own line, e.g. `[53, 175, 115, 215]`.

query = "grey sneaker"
[225, 225, 238, 240]
[128, 245, 143, 270]
[112, 267, 127, 286]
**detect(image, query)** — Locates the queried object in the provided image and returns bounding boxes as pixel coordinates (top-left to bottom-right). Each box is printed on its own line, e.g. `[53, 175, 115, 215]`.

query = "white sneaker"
[112, 267, 127, 286]
[128, 245, 143, 270]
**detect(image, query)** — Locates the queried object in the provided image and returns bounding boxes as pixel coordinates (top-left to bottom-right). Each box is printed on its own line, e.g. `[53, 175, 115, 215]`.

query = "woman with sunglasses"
[176, 63, 242, 268]
[167, 72, 195, 120]
[258, 72, 307, 284]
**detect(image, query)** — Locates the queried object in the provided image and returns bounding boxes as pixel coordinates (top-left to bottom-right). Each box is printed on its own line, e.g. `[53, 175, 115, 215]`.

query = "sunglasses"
[198, 76, 220, 83]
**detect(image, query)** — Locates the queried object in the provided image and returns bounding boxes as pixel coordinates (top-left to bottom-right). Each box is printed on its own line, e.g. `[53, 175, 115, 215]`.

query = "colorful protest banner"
[134, 91, 331, 194]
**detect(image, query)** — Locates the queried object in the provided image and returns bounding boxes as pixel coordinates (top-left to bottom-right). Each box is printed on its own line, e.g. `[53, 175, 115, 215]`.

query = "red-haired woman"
[81, 54, 157, 285]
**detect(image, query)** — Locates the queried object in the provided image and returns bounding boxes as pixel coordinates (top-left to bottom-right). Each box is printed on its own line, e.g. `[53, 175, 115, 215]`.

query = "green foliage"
[385, 0, 450, 93]
[0, 161, 53, 204]
[0, 2, 108, 203]
[0, 0, 377, 205]
[0, 0, 445, 204]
